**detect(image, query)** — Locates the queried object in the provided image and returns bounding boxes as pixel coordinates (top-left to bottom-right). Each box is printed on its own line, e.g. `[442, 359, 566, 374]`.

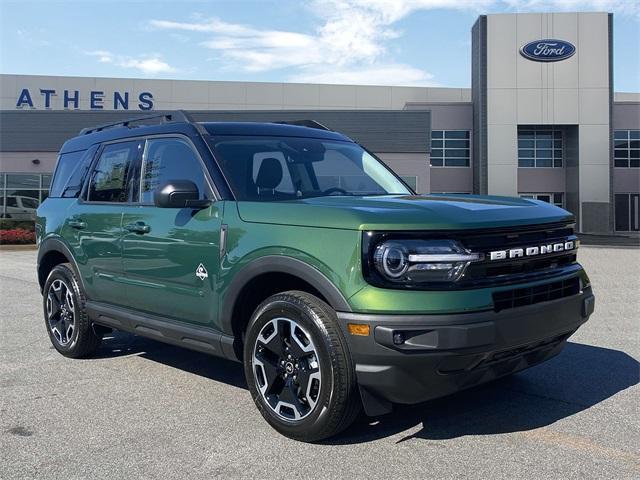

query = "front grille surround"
[362, 221, 580, 290]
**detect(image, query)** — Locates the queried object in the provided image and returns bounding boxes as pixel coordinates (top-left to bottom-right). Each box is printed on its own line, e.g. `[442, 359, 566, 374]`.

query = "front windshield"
[211, 136, 412, 201]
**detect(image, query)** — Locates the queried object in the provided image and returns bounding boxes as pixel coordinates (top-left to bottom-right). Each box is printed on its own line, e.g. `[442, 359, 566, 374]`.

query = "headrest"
[255, 158, 283, 190]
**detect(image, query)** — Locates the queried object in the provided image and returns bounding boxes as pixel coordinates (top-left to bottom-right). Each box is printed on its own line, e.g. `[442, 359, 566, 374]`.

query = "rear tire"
[43, 263, 101, 358]
[243, 291, 360, 442]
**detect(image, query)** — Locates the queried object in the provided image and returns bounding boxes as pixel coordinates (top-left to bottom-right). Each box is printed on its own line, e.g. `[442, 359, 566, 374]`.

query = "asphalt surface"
[1, 246, 638, 479]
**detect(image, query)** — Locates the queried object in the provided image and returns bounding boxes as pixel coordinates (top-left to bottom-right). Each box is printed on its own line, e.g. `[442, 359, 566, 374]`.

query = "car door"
[121, 136, 222, 327]
[65, 139, 143, 306]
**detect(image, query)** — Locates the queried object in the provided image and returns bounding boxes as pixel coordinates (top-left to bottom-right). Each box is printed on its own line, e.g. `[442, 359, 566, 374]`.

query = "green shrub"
[0, 220, 35, 232]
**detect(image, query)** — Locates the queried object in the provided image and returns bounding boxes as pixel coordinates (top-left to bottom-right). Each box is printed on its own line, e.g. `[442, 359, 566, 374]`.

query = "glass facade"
[518, 129, 563, 168]
[430, 131, 470, 167]
[614, 130, 640, 168]
[0, 173, 51, 221]
[615, 193, 640, 231]
[520, 192, 564, 208]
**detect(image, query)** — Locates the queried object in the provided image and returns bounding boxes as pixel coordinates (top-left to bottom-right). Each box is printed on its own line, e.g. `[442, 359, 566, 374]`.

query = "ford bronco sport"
[36, 111, 595, 442]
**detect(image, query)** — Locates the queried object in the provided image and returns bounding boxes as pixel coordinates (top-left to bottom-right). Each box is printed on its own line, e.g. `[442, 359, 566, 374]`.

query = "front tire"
[243, 291, 360, 442]
[43, 263, 101, 358]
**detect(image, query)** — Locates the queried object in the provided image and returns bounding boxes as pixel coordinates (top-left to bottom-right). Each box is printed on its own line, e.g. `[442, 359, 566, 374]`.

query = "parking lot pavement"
[1, 247, 638, 480]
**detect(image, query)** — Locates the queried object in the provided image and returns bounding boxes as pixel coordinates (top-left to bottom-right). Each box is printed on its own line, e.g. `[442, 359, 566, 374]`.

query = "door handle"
[68, 219, 87, 230]
[124, 222, 151, 234]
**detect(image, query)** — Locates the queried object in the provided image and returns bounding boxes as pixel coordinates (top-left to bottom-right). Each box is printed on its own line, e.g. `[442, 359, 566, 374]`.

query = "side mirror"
[154, 180, 212, 209]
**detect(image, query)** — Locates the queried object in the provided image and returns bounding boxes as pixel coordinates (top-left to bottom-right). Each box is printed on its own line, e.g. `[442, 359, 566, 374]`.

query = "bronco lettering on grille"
[489, 240, 575, 261]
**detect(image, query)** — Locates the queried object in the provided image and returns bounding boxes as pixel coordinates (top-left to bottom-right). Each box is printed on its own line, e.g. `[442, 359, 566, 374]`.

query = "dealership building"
[1, 11, 638, 233]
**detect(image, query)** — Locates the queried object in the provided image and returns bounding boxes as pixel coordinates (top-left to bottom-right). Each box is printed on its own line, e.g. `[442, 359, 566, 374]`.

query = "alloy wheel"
[252, 318, 322, 421]
[46, 279, 76, 346]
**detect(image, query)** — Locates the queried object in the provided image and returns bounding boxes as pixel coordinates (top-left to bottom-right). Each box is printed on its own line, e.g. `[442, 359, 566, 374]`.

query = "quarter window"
[430, 131, 470, 167]
[88, 141, 141, 203]
[140, 138, 209, 204]
[614, 130, 640, 168]
[518, 129, 563, 168]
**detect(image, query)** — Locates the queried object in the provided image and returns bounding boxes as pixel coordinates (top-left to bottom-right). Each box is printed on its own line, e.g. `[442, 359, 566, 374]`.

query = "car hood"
[236, 194, 574, 231]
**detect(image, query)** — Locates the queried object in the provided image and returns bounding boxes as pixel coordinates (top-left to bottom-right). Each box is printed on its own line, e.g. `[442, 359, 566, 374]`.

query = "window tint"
[88, 141, 140, 202]
[251, 152, 294, 194]
[212, 136, 410, 201]
[50, 151, 84, 197]
[140, 138, 208, 204]
[50, 146, 98, 198]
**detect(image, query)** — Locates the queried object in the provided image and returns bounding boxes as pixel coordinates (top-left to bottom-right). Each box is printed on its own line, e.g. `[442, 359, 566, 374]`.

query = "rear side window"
[49, 146, 99, 198]
[88, 141, 141, 202]
[50, 149, 87, 197]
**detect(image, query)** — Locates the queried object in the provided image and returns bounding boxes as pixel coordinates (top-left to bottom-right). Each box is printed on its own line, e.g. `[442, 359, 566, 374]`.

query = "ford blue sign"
[520, 39, 576, 62]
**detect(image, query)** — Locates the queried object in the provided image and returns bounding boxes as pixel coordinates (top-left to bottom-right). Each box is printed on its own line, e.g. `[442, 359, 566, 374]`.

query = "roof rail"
[78, 110, 200, 135]
[273, 120, 331, 131]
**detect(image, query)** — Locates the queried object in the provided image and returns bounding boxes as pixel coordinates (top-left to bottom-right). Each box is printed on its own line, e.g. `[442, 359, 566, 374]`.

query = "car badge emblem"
[195, 263, 208, 280]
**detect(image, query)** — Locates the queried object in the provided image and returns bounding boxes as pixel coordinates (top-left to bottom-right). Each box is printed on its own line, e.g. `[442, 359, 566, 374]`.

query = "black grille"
[492, 277, 581, 312]
[460, 222, 578, 287]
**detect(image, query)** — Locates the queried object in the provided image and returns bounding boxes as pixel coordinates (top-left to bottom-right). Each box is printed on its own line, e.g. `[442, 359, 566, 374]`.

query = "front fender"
[219, 255, 352, 336]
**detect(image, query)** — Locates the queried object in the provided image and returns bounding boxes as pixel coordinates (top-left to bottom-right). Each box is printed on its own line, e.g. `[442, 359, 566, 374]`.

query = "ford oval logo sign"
[520, 39, 576, 62]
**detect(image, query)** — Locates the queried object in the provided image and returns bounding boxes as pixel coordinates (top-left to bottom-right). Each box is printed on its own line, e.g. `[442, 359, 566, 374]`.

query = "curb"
[0, 244, 38, 251]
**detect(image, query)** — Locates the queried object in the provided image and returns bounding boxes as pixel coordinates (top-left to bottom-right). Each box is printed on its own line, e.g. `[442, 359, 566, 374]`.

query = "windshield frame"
[206, 134, 416, 202]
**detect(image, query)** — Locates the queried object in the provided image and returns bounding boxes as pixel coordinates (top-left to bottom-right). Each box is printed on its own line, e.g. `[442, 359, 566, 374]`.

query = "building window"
[614, 130, 640, 168]
[400, 176, 417, 191]
[0, 173, 50, 222]
[518, 129, 563, 168]
[520, 192, 564, 208]
[431, 130, 470, 167]
[615, 193, 639, 231]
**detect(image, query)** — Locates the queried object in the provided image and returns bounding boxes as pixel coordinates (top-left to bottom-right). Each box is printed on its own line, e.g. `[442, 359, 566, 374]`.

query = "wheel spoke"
[258, 354, 284, 396]
[47, 292, 61, 317]
[278, 380, 307, 418]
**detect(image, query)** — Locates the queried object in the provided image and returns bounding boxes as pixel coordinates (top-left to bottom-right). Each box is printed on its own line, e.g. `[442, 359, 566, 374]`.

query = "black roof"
[202, 122, 350, 141]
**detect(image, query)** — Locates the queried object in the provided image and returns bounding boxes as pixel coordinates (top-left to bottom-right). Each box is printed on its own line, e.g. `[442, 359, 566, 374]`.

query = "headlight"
[368, 238, 483, 285]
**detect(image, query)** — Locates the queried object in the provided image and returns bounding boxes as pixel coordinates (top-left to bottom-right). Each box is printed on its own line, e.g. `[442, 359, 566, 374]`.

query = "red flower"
[0, 229, 36, 245]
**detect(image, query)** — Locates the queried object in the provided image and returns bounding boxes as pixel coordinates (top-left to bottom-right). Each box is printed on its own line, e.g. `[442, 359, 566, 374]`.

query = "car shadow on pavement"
[95, 331, 248, 389]
[95, 335, 638, 444]
[329, 342, 639, 445]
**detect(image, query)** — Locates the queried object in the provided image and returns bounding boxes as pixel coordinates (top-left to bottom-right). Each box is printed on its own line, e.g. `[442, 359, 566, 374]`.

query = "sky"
[1, 0, 639, 91]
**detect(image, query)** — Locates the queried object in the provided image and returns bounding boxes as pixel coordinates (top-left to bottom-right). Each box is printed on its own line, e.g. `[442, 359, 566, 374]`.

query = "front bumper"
[337, 287, 594, 410]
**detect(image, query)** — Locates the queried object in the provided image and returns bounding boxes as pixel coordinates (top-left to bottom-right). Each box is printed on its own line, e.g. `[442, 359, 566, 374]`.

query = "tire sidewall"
[243, 294, 345, 439]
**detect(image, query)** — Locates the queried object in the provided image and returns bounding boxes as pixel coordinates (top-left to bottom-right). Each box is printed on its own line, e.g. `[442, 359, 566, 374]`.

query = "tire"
[42, 263, 101, 358]
[243, 291, 360, 442]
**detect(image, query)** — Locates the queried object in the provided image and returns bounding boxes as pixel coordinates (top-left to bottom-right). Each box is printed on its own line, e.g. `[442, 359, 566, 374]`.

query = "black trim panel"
[220, 255, 352, 336]
[37, 237, 84, 292]
[86, 301, 238, 362]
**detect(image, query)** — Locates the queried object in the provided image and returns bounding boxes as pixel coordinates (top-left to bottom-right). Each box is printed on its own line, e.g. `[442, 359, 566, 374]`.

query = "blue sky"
[1, 0, 639, 91]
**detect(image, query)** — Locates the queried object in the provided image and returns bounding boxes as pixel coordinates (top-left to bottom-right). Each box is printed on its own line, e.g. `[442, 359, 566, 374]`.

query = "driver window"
[141, 138, 209, 204]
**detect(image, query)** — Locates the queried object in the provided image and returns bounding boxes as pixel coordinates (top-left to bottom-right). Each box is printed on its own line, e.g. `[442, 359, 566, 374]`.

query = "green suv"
[36, 112, 595, 441]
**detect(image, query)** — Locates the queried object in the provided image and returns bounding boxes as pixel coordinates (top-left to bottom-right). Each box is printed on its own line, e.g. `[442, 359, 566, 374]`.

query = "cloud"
[85, 50, 175, 75]
[149, 4, 440, 84]
[148, 0, 640, 85]
[290, 64, 438, 86]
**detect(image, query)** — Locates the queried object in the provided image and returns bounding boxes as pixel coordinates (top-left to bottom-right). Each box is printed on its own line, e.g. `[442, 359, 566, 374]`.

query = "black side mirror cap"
[154, 180, 212, 209]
